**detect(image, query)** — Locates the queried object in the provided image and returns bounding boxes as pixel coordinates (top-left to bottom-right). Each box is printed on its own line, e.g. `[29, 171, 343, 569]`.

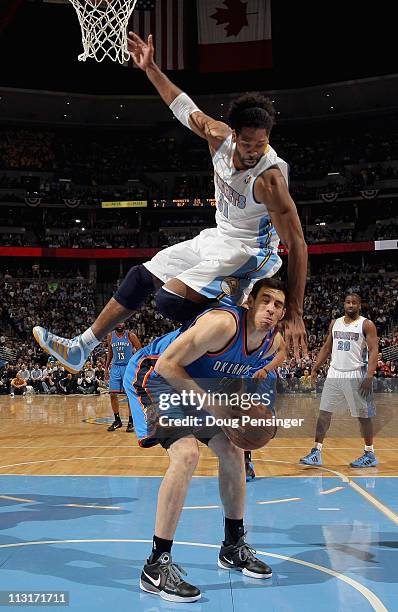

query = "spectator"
[59, 373, 77, 395]
[30, 363, 43, 393]
[10, 374, 27, 397]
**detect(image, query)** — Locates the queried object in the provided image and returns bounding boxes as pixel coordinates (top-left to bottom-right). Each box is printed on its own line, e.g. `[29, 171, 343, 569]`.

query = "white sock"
[316, 442, 323, 451]
[81, 327, 100, 350]
[364, 445, 374, 453]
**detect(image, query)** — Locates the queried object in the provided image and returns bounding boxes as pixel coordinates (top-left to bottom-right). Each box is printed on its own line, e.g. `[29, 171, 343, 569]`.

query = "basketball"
[221, 403, 277, 451]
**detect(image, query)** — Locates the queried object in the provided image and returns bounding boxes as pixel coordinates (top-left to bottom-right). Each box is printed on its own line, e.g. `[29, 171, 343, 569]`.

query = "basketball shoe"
[33, 327, 90, 374]
[350, 451, 378, 468]
[107, 418, 123, 432]
[140, 552, 201, 602]
[218, 536, 272, 578]
[300, 448, 323, 466]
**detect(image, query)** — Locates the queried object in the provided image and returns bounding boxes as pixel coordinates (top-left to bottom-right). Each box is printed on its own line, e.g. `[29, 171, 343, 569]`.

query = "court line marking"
[63, 504, 123, 510]
[1, 445, 398, 450]
[320, 487, 344, 495]
[183, 505, 220, 510]
[0, 495, 35, 503]
[0, 539, 387, 611]
[348, 480, 398, 526]
[0, 474, 210, 478]
[0, 456, 169, 470]
[254, 459, 350, 483]
[256, 497, 301, 505]
[318, 508, 341, 511]
[257, 459, 398, 527]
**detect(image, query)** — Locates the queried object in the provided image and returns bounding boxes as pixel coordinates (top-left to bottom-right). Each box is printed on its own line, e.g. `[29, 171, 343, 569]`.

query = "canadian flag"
[197, 0, 272, 72]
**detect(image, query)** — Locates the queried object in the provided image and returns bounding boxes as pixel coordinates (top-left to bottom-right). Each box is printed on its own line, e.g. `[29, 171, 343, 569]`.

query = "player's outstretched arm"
[255, 168, 308, 358]
[127, 32, 230, 150]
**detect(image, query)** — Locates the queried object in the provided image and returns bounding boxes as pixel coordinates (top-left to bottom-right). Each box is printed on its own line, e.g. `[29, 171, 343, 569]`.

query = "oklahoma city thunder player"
[33, 32, 307, 372]
[123, 278, 286, 602]
[300, 293, 379, 468]
[105, 323, 141, 433]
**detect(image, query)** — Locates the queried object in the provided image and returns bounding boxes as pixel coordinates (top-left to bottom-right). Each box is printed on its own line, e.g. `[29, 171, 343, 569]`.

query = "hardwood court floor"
[0, 393, 397, 478]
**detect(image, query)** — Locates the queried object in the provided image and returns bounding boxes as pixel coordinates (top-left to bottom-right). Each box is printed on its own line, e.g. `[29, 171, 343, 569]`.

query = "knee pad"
[155, 287, 216, 324]
[114, 264, 155, 310]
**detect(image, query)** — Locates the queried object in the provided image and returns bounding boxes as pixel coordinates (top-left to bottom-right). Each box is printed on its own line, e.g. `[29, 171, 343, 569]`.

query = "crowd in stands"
[0, 211, 397, 251]
[1, 120, 398, 180]
[1, 263, 397, 396]
[0, 277, 96, 339]
[1, 116, 398, 205]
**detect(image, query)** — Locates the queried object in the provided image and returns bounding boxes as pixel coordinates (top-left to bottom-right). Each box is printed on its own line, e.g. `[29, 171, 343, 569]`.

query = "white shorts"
[143, 227, 282, 305]
[319, 366, 376, 418]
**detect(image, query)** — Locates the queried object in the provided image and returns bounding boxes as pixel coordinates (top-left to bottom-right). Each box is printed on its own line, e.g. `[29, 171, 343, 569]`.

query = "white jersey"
[212, 136, 289, 250]
[329, 316, 368, 373]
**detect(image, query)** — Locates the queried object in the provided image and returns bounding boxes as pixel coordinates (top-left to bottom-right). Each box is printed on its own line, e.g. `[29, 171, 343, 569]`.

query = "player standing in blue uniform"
[105, 323, 141, 432]
[122, 278, 286, 603]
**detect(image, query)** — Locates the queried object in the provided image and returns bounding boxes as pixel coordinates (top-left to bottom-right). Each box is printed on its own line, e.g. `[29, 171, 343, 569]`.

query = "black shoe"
[140, 552, 201, 603]
[218, 535, 272, 579]
[126, 421, 134, 433]
[107, 419, 122, 432]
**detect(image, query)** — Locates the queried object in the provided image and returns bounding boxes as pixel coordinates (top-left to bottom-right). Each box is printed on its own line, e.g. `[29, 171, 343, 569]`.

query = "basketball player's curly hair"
[228, 93, 276, 134]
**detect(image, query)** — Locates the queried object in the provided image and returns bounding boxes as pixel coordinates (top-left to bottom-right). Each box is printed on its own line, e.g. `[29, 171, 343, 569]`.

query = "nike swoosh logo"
[222, 557, 234, 565]
[143, 570, 161, 587]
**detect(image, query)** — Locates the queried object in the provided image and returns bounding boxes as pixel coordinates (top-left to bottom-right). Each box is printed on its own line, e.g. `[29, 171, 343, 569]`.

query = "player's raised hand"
[284, 314, 307, 360]
[127, 32, 155, 70]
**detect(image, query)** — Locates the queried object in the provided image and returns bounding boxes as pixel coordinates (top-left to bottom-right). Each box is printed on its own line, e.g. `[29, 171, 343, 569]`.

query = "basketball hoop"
[68, 0, 138, 64]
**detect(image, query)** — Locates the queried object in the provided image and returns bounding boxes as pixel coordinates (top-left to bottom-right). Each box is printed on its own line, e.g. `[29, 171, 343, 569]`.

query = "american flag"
[129, 0, 186, 70]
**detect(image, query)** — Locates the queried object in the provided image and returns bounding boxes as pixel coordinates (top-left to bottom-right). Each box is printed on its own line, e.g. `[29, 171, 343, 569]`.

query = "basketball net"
[68, 0, 138, 63]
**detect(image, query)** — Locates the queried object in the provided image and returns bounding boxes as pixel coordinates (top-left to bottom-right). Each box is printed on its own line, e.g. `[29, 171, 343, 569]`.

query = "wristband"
[169, 92, 200, 130]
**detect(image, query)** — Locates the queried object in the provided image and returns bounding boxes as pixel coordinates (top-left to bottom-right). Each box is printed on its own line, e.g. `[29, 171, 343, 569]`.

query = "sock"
[316, 442, 323, 451]
[128, 414, 133, 423]
[149, 535, 173, 563]
[365, 444, 374, 452]
[81, 327, 100, 350]
[224, 517, 244, 546]
[114, 412, 121, 421]
[244, 450, 252, 462]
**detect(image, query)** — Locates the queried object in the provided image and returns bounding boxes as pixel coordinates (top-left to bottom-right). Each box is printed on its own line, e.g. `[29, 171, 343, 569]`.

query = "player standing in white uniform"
[33, 32, 307, 373]
[300, 293, 379, 468]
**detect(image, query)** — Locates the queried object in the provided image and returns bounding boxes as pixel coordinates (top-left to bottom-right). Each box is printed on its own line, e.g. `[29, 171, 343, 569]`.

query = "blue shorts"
[109, 364, 128, 393]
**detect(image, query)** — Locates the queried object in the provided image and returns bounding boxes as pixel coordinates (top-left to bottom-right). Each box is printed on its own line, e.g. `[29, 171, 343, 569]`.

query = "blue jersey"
[135, 306, 278, 382]
[111, 330, 134, 366]
[125, 306, 279, 446]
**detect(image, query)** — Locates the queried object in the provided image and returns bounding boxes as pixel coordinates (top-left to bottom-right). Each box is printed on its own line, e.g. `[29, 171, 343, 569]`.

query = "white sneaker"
[33, 326, 90, 373]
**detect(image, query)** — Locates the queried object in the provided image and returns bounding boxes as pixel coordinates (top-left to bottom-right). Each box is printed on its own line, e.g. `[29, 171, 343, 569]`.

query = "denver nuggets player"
[300, 293, 379, 468]
[33, 32, 307, 373]
[105, 323, 141, 432]
[123, 278, 286, 602]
